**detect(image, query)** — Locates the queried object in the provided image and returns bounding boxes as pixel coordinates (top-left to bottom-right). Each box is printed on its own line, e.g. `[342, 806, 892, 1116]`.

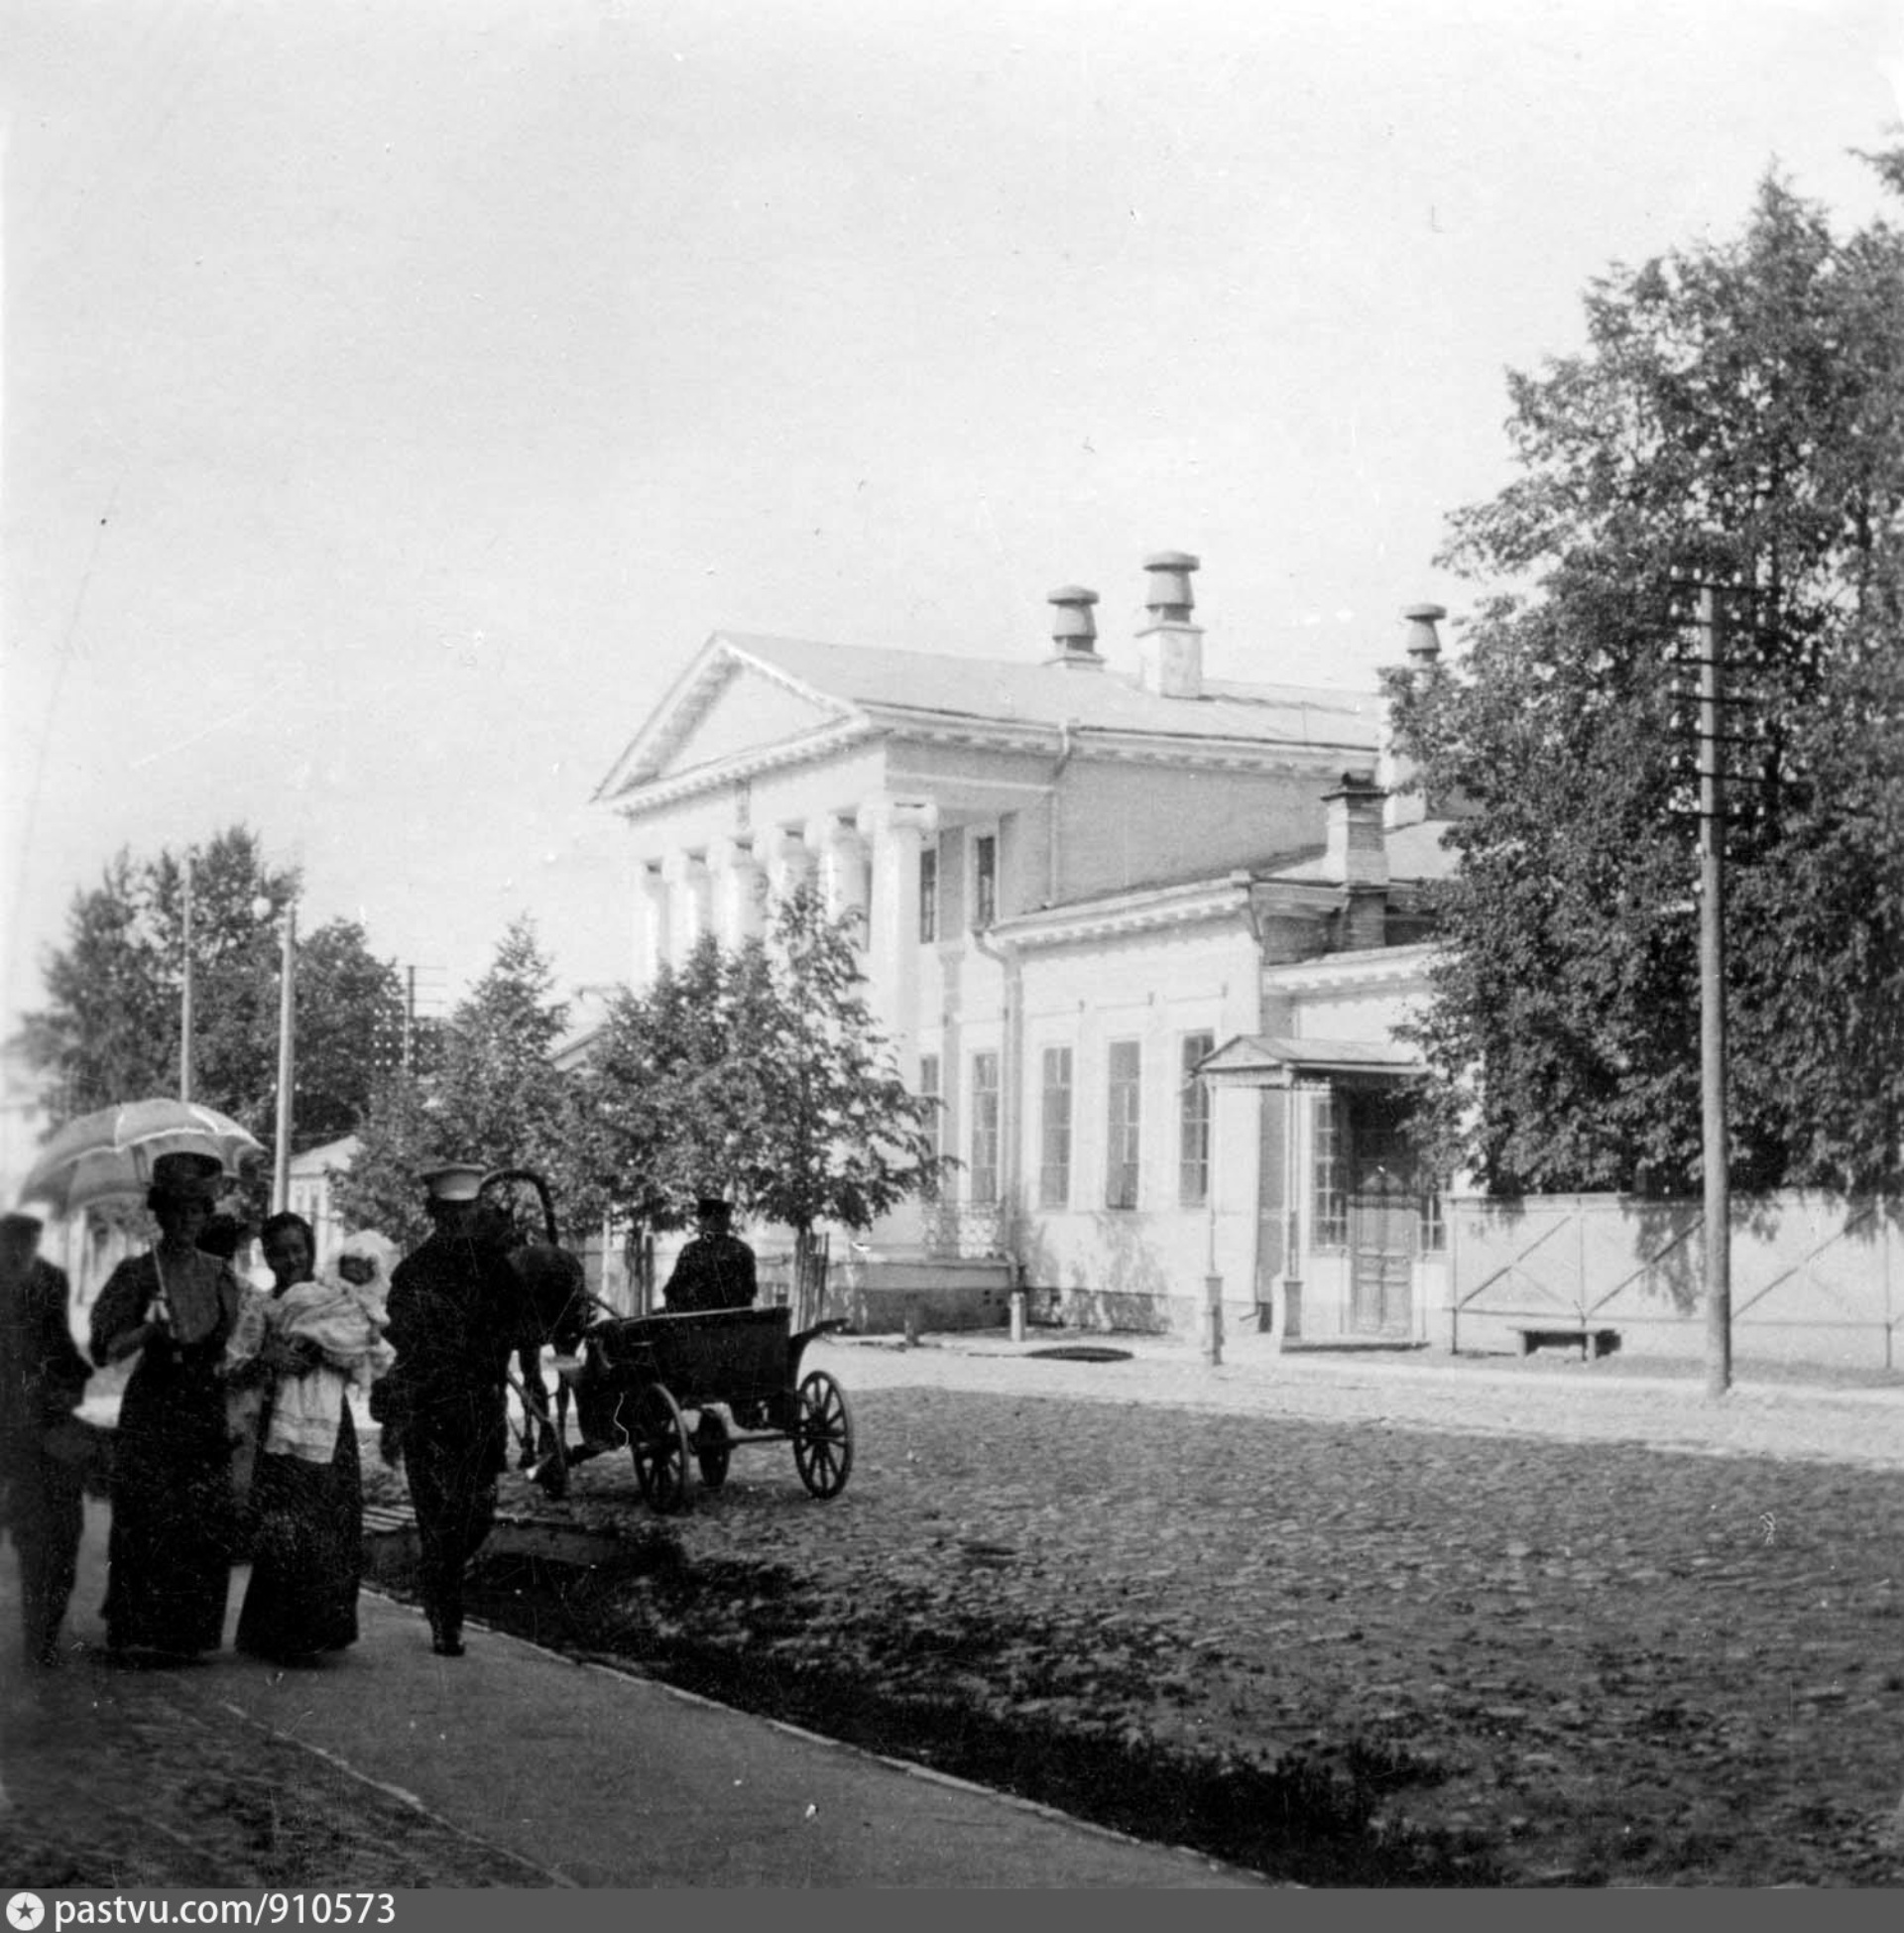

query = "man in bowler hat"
[661, 1197, 759, 1313]
[383, 1163, 532, 1656]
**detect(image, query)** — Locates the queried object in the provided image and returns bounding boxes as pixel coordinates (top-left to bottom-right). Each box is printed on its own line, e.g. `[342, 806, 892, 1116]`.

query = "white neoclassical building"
[591, 553, 1456, 1340]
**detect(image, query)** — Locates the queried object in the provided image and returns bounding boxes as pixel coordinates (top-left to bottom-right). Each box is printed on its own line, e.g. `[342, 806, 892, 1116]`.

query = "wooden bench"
[1511, 1324, 1620, 1361]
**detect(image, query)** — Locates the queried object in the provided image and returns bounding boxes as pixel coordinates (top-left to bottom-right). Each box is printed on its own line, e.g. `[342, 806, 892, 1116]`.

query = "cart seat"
[591, 1305, 793, 1407]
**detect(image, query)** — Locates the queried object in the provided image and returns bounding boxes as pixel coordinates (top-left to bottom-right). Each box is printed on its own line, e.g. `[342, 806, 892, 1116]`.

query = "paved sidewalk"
[4, 1499, 1263, 1888]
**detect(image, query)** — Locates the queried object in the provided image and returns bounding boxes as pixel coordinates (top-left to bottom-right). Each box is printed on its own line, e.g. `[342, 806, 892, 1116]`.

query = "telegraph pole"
[272, 901, 297, 1213]
[179, 851, 194, 1103]
[1697, 584, 1731, 1399]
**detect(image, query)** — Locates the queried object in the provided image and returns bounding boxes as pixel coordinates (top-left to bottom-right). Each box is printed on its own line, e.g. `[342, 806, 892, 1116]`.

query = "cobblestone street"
[463, 1333, 1904, 1886]
[9, 1333, 1904, 1886]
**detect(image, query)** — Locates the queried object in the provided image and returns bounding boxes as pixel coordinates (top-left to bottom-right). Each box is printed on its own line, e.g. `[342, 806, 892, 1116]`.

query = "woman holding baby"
[231, 1212, 393, 1663]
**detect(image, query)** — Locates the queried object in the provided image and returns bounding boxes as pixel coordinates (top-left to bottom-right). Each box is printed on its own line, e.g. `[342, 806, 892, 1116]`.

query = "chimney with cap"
[1045, 585, 1105, 671]
[1135, 550, 1204, 698]
[1324, 771, 1389, 949]
[1381, 602, 1445, 828]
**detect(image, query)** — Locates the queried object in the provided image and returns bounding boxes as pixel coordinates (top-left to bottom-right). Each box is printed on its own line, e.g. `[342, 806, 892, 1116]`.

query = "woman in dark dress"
[89, 1151, 246, 1659]
[234, 1213, 384, 1662]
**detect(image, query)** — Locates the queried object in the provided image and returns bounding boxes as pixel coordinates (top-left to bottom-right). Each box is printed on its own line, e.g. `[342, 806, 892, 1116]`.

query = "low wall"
[824, 1257, 1016, 1334]
[1447, 1191, 1904, 1370]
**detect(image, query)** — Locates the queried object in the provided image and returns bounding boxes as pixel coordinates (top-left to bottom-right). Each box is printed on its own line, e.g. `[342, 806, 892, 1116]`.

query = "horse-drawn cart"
[560, 1307, 853, 1513]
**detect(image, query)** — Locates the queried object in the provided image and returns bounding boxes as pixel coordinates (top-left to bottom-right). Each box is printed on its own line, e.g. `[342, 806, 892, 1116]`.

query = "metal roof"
[1196, 1033, 1424, 1088]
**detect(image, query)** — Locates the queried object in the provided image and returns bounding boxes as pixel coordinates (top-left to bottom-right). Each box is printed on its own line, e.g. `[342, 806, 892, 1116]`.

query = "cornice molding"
[608, 719, 881, 819]
[865, 705, 1368, 776]
[990, 877, 1253, 951]
[1260, 941, 1442, 994]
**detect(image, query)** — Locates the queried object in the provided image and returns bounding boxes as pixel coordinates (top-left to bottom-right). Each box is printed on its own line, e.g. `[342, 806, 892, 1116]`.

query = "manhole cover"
[1024, 1345, 1133, 1363]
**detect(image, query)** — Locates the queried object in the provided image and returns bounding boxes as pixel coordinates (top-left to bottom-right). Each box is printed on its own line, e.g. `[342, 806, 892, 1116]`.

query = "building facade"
[593, 554, 1455, 1339]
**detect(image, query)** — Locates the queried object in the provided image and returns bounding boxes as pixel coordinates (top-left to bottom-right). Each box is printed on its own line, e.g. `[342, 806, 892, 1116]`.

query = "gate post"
[1202, 1273, 1224, 1366]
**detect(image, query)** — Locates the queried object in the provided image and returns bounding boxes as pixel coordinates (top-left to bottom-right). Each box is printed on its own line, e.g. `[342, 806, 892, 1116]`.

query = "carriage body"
[562, 1305, 853, 1512]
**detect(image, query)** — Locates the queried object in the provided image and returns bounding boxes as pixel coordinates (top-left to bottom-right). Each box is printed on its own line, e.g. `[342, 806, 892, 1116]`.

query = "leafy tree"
[735, 884, 945, 1318]
[16, 825, 405, 1158]
[332, 918, 601, 1248]
[577, 886, 949, 1319]
[1388, 157, 1904, 1198]
[569, 934, 745, 1242]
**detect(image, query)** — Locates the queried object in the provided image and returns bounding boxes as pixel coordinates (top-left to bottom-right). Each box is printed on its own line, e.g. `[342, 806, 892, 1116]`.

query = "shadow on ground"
[364, 1532, 1503, 1888]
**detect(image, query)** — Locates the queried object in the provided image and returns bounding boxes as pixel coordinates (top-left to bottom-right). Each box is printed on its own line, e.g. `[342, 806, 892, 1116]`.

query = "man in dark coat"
[383, 1164, 532, 1657]
[1, 1211, 91, 1667]
[661, 1197, 759, 1313]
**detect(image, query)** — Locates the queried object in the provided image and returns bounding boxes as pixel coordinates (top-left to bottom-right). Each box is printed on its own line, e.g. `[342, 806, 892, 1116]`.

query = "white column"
[858, 796, 937, 1040]
[663, 852, 713, 959]
[636, 862, 670, 985]
[711, 836, 768, 946]
[768, 823, 819, 907]
[822, 815, 869, 939]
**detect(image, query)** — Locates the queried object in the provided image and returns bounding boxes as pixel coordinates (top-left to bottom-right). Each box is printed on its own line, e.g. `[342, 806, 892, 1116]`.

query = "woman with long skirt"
[234, 1216, 391, 1662]
[89, 1151, 246, 1660]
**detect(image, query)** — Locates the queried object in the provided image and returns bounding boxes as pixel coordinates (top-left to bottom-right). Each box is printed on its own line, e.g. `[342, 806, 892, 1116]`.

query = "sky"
[3, 0, 1900, 1158]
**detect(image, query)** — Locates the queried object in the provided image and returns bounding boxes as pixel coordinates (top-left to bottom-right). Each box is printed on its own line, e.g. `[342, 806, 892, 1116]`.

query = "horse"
[477, 1168, 605, 1497]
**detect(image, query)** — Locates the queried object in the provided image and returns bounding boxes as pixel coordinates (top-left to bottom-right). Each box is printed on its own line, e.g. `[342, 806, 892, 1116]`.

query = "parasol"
[19, 1098, 267, 1216]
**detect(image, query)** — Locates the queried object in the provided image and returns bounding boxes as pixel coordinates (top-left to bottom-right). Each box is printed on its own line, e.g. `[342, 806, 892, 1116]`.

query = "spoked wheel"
[630, 1384, 691, 1513]
[791, 1370, 853, 1500]
[694, 1409, 732, 1490]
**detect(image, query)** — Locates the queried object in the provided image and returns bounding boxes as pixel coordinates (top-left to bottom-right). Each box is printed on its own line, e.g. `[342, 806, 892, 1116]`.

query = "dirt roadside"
[408, 1333, 1904, 1887]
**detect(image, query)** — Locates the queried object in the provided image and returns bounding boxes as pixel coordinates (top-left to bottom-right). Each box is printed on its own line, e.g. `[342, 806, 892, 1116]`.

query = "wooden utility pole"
[1697, 585, 1731, 1398]
[179, 852, 194, 1103]
[272, 901, 297, 1213]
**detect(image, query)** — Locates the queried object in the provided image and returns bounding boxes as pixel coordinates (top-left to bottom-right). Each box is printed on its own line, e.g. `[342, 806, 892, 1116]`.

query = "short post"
[1009, 1287, 1026, 1344]
[1202, 1273, 1224, 1366]
[902, 1296, 920, 1347]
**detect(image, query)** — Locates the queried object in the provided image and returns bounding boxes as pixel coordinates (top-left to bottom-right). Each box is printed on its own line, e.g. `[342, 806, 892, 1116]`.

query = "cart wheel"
[631, 1385, 691, 1513]
[791, 1370, 853, 1499]
[694, 1410, 732, 1491]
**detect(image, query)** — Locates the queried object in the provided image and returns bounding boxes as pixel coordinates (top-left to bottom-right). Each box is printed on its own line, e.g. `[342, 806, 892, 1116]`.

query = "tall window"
[1179, 1031, 1214, 1206]
[918, 846, 939, 943]
[919, 1053, 942, 1199]
[973, 833, 998, 928]
[1106, 1039, 1141, 1210]
[969, 1051, 1001, 1204]
[1038, 1045, 1073, 1208]
[1418, 1180, 1447, 1254]
[1313, 1093, 1348, 1249]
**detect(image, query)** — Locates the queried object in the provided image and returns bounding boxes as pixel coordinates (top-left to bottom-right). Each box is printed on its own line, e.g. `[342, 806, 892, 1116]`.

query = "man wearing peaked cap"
[382, 1159, 532, 1657]
[418, 1163, 486, 1203]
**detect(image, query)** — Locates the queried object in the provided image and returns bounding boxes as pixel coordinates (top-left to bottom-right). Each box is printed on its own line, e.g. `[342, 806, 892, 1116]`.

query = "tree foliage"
[1388, 159, 1904, 1198]
[331, 918, 596, 1248]
[574, 886, 948, 1268]
[16, 825, 405, 1157]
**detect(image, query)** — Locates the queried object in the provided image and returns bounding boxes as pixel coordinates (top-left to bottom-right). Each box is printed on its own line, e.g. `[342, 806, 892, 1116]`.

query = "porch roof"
[1196, 1033, 1423, 1089]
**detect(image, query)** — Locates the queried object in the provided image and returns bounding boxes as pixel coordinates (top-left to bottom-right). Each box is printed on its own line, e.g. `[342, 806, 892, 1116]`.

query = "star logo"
[7, 1896, 46, 1931]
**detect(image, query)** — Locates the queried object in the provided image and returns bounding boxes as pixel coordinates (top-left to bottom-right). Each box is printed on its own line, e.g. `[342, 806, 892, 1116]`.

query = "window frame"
[1038, 1043, 1073, 1209]
[1178, 1030, 1214, 1207]
[973, 832, 998, 929]
[919, 1052, 942, 1199]
[918, 845, 939, 944]
[1312, 1091, 1348, 1250]
[969, 1049, 1001, 1205]
[1105, 1037, 1142, 1211]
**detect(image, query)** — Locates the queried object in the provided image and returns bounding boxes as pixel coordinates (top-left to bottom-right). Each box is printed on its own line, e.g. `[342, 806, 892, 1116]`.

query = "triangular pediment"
[594, 634, 865, 802]
[656, 660, 842, 779]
